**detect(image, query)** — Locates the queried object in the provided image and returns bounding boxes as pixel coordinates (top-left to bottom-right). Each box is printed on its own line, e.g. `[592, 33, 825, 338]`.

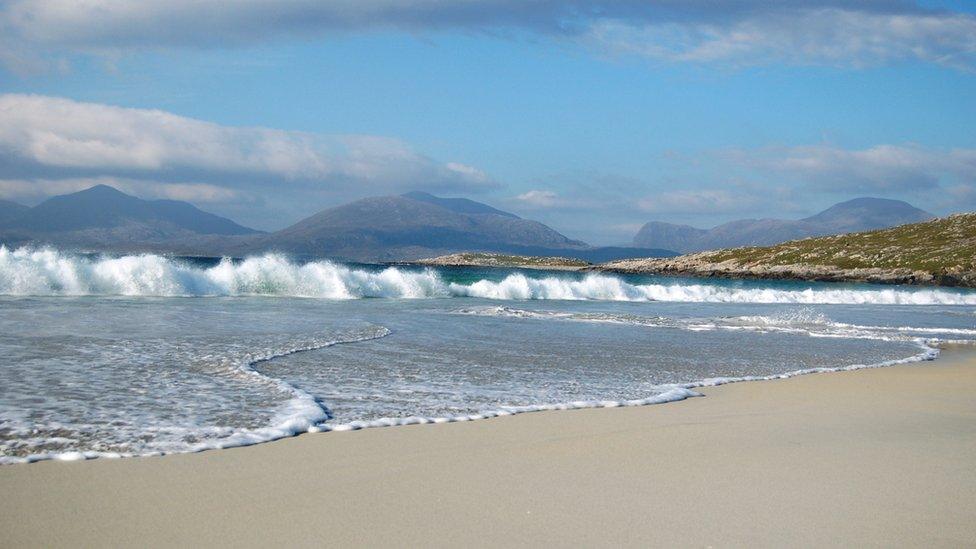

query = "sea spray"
[2, 246, 976, 305]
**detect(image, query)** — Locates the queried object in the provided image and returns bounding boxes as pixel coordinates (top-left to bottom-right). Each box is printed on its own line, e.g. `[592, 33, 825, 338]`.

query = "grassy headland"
[597, 213, 976, 287]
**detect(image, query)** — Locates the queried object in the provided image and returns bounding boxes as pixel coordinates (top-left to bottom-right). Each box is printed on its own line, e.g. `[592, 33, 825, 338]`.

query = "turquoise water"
[1, 247, 974, 463]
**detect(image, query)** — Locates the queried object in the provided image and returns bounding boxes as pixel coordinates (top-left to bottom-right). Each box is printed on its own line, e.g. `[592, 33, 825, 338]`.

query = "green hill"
[600, 213, 976, 287]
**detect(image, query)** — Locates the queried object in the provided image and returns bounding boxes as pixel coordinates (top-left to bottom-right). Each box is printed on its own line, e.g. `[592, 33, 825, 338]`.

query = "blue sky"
[1, 1, 975, 244]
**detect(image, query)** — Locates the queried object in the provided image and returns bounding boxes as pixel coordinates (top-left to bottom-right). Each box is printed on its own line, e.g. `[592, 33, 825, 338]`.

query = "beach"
[2, 346, 973, 547]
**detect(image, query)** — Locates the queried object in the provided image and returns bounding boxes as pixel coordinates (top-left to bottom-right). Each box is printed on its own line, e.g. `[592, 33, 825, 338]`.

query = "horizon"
[0, 182, 939, 246]
[2, 1, 975, 244]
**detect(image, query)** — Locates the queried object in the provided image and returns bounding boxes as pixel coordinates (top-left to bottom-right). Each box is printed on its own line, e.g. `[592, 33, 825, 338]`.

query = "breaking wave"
[2, 246, 975, 305]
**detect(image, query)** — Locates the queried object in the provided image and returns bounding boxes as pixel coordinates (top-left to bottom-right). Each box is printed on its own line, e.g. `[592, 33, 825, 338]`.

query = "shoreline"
[2, 345, 974, 546]
[408, 262, 587, 272]
[593, 262, 975, 289]
[2, 337, 941, 465]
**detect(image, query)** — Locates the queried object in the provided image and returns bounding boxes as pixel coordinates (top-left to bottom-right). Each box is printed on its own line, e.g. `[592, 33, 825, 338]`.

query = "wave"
[2, 246, 976, 305]
[197, 340, 944, 435]
[456, 306, 976, 344]
[2, 325, 392, 464]
[449, 275, 976, 305]
[0, 247, 448, 299]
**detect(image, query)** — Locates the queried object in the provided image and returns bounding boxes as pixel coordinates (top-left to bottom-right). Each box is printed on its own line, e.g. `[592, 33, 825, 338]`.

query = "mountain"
[603, 212, 976, 288]
[0, 199, 28, 224]
[799, 197, 933, 232]
[0, 185, 260, 251]
[634, 222, 706, 254]
[633, 197, 934, 253]
[0, 186, 676, 261]
[401, 191, 518, 218]
[251, 193, 590, 261]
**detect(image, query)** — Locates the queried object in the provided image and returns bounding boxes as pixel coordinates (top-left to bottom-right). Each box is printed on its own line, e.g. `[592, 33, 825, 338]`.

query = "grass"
[703, 213, 976, 274]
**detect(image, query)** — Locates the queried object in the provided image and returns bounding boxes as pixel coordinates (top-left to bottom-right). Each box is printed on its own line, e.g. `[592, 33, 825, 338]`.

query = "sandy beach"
[2, 347, 974, 548]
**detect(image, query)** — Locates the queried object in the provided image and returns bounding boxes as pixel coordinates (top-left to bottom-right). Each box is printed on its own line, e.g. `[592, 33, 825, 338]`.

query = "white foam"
[1, 325, 392, 465]
[3, 246, 975, 305]
[450, 273, 976, 305]
[455, 306, 973, 346]
[0, 246, 448, 299]
[287, 338, 941, 435]
[3, 313, 960, 465]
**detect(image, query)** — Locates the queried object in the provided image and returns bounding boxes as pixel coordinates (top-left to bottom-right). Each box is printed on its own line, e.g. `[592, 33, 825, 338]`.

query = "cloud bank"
[504, 142, 976, 243]
[726, 144, 976, 193]
[2, 1, 975, 71]
[0, 94, 496, 228]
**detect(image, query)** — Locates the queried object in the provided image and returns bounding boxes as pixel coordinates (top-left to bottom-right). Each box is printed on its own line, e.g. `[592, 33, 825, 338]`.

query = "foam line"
[3, 246, 975, 305]
[287, 339, 943, 434]
[1, 325, 392, 464]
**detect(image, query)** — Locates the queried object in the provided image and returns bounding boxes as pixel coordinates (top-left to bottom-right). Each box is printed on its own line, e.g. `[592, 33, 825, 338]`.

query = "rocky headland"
[597, 213, 976, 288]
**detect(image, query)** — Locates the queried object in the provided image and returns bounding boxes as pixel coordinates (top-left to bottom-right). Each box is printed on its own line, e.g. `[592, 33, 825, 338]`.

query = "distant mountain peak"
[801, 197, 932, 227]
[80, 184, 128, 195]
[401, 191, 520, 218]
[260, 191, 584, 261]
[0, 184, 259, 238]
[634, 196, 935, 253]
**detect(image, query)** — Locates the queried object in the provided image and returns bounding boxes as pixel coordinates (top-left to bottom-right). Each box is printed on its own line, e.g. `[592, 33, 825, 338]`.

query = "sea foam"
[2, 246, 975, 305]
[0, 325, 392, 464]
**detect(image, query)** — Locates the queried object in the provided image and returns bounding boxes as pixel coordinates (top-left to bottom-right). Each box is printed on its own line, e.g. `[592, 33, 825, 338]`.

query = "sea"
[1, 245, 975, 464]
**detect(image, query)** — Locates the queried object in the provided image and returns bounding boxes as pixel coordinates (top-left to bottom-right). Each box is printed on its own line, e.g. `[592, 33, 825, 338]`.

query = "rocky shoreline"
[595, 213, 976, 289]
[409, 252, 591, 271]
[592, 257, 975, 288]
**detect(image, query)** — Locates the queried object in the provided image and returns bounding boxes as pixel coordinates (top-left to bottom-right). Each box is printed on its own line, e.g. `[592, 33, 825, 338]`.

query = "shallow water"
[1, 248, 974, 463]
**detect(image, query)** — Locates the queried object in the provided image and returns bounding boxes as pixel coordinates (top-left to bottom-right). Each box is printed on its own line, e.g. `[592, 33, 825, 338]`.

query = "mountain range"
[0, 186, 672, 261]
[633, 197, 934, 253]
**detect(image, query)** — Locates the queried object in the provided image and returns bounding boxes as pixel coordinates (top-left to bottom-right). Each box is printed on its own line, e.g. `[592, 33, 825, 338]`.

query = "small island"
[411, 252, 591, 271]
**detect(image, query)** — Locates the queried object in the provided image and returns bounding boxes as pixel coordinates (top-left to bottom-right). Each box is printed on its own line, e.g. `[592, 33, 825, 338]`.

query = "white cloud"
[0, 94, 495, 194]
[587, 8, 976, 70]
[515, 189, 560, 208]
[727, 144, 976, 193]
[0, 94, 498, 228]
[637, 189, 760, 215]
[2, 2, 975, 71]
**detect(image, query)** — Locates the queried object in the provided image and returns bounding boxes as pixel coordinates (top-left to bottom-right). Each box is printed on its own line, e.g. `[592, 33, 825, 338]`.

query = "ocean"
[1, 245, 975, 464]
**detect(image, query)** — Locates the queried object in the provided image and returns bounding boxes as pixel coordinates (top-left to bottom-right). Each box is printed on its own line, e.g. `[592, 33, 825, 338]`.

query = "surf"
[2, 246, 975, 305]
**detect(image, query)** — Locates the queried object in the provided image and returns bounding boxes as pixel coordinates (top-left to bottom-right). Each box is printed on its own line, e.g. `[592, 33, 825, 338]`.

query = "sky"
[1, 1, 975, 244]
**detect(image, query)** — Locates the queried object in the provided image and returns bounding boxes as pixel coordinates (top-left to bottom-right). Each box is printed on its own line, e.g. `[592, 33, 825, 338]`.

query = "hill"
[634, 197, 933, 253]
[401, 191, 518, 218]
[251, 193, 679, 262]
[0, 185, 260, 251]
[0, 199, 28, 224]
[250, 193, 589, 261]
[602, 213, 976, 287]
[0, 187, 677, 261]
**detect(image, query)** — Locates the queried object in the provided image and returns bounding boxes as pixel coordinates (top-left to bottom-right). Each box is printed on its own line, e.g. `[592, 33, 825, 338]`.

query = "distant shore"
[598, 213, 976, 288]
[404, 251, 976, 288]
[592, 256, 973, 287]
[405, 252, 591, 271]
[405, 213, 976, 288]
[2, 346, 974, 547]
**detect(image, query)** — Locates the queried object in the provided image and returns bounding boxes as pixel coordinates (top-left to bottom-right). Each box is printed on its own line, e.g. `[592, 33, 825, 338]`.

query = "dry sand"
[2, 347, 975, 548]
